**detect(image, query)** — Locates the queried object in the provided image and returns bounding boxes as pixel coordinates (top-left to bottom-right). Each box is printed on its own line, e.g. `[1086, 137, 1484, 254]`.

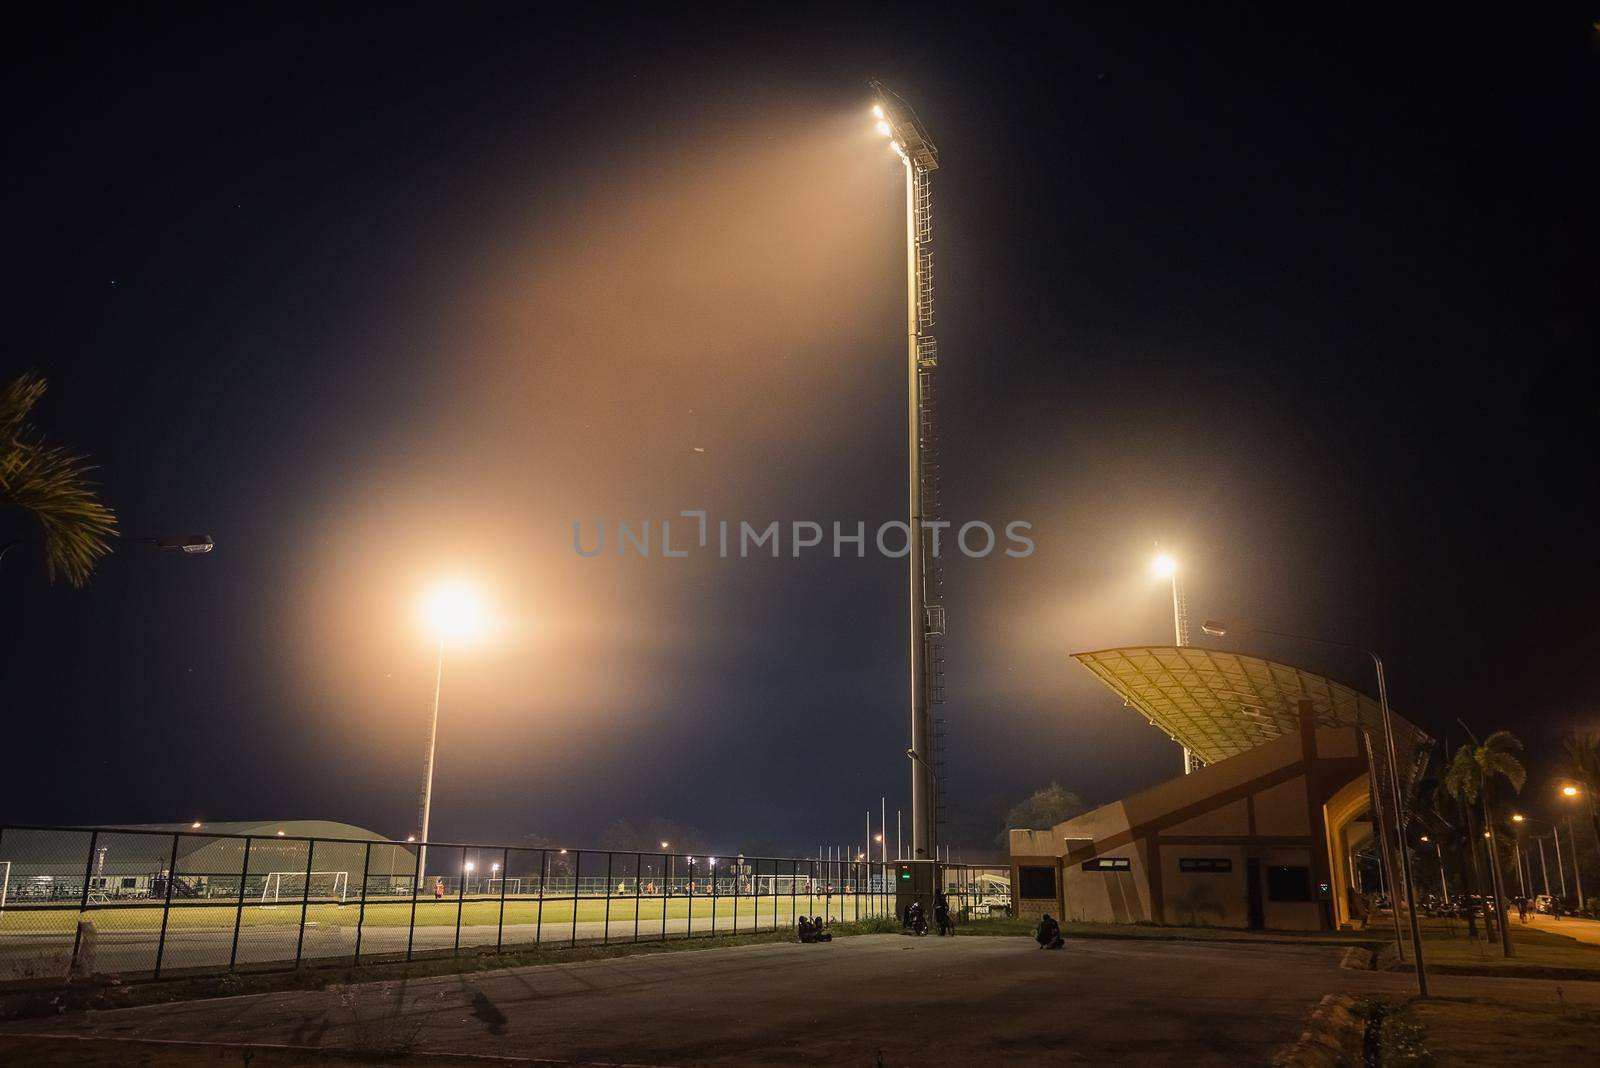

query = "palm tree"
[1413, 758, 1490, 941]
[0, 372, 118, 586]
[1563, 733, 1600, 864]
[1445, 730, 1526, 957]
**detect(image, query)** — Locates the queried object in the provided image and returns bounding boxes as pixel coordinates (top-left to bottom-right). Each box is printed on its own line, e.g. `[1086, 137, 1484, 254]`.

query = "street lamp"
[2, 531, 215, 577]
[1558, 784, 1588, 911]
[1151, 549, 1195, 773]
[1199, 618, 1428, 996]
[416, 580, 491, 881]
[871, 80, 943, 865]
[1419, 835, 1449, 902]
[1512, 814, 1566, 901]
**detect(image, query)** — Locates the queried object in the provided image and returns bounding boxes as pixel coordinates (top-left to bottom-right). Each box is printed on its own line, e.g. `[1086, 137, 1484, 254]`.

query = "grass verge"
[1369, 994, 1600, 1067]
[1375, 917, 1600, 982]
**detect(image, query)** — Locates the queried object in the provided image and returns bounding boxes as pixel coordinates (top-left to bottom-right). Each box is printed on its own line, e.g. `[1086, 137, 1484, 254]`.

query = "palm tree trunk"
[1483, 793, 1515, 958]
[1461, 800, 1494, 942]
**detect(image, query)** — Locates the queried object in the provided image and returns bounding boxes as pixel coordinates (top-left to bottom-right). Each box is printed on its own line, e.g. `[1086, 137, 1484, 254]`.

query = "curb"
[1272, 993, 1368, 1067]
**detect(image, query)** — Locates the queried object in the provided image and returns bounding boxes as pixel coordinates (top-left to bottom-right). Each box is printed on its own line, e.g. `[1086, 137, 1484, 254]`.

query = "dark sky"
[4, 8, 1597, 857]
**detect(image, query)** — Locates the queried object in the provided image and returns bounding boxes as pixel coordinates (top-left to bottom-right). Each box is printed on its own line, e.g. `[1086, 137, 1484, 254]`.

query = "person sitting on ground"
[1035, 913, 1064, 950]
[797, 915, 817, 943]
[812, 916, 832, 942]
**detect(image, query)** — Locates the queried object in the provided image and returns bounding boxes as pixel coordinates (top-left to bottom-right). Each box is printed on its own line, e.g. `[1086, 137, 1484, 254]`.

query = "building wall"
[1010, 713, 1368, 931]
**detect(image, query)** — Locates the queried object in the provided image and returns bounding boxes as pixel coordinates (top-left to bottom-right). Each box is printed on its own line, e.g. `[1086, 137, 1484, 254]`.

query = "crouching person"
[1035, 913, 1064, 950]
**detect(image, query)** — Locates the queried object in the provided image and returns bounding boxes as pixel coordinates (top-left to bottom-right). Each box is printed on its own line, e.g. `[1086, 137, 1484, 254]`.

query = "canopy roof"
[1072, 645, 1432, 788]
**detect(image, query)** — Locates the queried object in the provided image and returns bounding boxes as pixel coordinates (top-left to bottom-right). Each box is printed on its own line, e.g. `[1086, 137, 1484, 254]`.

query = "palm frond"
[0, 372, 118, 586]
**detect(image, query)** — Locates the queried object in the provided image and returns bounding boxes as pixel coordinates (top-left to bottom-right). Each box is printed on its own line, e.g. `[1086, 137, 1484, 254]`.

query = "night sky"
[4, 8, 1597, 857]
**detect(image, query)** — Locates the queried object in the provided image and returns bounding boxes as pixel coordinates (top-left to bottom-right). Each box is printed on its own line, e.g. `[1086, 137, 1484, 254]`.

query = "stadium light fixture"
[191, 821, 202, 829]
[1513, 814, 1525, 823]
[660, 840, 670, 849]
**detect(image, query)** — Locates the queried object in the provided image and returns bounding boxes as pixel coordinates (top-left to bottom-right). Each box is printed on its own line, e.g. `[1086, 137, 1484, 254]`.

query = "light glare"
[872, 104, 884, 119]
[421, 580, 491, 643]
[875, 120, 892, 137]
[1151, 553, 1177, 579]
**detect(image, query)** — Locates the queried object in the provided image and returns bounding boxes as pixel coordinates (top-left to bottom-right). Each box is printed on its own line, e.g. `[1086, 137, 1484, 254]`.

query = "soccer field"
[0, 891, 886, 980]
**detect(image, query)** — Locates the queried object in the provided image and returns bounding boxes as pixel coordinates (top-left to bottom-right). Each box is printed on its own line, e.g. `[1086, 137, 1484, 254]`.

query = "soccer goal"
[261, 871, 349, 906]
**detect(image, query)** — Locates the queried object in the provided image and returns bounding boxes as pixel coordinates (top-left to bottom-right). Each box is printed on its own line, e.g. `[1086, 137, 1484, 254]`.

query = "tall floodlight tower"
[871, 82, 944, 862]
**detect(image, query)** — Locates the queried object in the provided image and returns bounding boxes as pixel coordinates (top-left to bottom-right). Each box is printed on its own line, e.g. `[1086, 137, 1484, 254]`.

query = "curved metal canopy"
[1072, 645, 1432, 784]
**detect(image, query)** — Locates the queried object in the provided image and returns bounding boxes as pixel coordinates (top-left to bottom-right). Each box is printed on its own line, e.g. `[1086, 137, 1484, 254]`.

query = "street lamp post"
[1151, 551, 1196, 774]
[1419, 835, 1449, 902]
[1559, 785, 1587, 911]
[1200, 618, 1428, 997]
[416, 580, 490, 883]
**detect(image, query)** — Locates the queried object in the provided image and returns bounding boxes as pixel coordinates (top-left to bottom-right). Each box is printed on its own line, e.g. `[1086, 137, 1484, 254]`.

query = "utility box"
[895, 860, 939, 925]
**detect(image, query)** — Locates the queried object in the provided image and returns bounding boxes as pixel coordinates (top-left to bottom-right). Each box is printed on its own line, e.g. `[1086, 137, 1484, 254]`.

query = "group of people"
[796, 915, 833, 943]
[901, 894, 956, 936]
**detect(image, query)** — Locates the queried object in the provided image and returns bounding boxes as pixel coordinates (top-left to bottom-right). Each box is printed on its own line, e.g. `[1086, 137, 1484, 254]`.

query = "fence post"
[153, 833, 182, 977]
[569, 850, 580, 947]
[406, 841, 421, 961]
[454, 845, 466, 954]
[686, 856, 695, 939]
[496, 845, 509, 952]
[229, 837, 251, 971]
[535, 849, 547, 946]
[294, 838, 315, 966]
[68, 830, 99, 976]
[632, 851, 642, 943]
[602, 852, 614, 944]
[354, 841, 372, 964]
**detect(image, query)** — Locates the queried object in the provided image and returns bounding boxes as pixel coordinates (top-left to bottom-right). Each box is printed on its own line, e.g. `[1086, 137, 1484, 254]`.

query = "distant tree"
[1562, 733, 1600, 859]
[996, 782, 1087, 847]
[1445, 730, 1526, 957]
[598, 819, 643, 852]
[0, 371, 118, 586]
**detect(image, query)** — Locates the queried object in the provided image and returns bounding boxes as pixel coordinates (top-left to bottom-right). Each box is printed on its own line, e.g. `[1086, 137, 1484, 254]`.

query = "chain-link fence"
[0, 825, 1008, 983]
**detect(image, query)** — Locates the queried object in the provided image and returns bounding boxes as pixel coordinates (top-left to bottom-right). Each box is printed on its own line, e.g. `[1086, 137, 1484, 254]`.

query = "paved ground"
[10, 934, 1600, 1066]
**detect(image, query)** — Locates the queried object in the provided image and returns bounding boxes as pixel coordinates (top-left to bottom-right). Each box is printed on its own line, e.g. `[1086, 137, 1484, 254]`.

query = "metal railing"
[0, 825, 1008, 984]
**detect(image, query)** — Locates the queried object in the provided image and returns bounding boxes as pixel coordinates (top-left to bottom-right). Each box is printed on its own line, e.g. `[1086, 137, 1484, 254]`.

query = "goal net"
[261, 871, 349, 906]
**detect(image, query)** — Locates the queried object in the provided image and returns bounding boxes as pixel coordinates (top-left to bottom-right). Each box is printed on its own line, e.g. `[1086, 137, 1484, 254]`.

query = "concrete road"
[12, 934, 1598, 1066]
[1520, 913, 1600, 946]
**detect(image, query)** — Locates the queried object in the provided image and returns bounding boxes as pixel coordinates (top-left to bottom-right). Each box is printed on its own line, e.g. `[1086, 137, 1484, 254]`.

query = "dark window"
[1018, 865, 1056, 899]
[1266, 865, 1312, 902]
[1179, 858, 1233, 873]
[1082, 857, 1131, 872]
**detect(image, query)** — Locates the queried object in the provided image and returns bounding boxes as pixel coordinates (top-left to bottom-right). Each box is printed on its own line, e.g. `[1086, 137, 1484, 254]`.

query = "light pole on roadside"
[1559, 785, 1587, 910]
[1151, 550, 1196, 774]
[1200, 618, 1428, 997]
[1419, 835, 1449, 902]
[416, 580, 491, 883]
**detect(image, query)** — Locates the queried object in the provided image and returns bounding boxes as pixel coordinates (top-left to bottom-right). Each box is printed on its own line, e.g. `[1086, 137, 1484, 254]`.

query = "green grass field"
[0, 892, 885, 938]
